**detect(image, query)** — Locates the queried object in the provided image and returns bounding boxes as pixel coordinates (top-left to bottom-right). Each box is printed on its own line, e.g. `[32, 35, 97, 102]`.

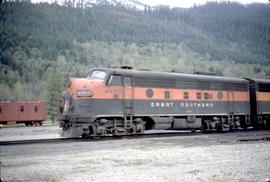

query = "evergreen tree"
[45, 70, 64, 122]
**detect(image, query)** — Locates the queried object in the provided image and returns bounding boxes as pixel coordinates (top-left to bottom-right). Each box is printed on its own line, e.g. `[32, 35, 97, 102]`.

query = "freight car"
[0, 101, 46, 126]
[58, 67, 270, 138]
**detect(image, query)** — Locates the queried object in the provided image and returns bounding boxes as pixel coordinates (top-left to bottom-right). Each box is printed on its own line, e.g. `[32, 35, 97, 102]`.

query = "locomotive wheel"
[267, 118, 270, 129]
[130, 124, 137, 135]
[92, 135, 101, 139]
[216, 123, 223, 132]
[81, 133, 89, 138]
[202, 119, 210, 132]
[240, 121, 247, 130]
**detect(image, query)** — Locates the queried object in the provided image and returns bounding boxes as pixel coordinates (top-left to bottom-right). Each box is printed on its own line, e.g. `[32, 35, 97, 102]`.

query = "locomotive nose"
[67, 78, 99, 99]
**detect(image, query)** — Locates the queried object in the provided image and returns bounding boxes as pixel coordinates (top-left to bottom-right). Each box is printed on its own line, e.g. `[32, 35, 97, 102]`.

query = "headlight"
[76, 90, 93, 97]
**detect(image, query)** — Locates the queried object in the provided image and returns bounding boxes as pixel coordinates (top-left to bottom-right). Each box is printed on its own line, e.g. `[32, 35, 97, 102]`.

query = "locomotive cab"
[59, 68, 148, 138]
[59, 69, 109, 135]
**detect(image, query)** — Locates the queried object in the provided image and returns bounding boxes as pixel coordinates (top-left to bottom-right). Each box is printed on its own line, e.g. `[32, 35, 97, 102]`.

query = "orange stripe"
[256, 92, 270, 101]
[231, 92, 249, 102]
[69, 80, 249, 101]
[133, 87, 249, 101]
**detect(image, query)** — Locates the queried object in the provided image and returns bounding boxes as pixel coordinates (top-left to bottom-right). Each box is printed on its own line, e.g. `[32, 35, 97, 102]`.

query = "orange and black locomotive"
[59, 67, 270, 137]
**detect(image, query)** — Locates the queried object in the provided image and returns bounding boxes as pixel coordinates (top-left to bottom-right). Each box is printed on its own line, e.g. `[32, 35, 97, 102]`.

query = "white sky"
[143, 0, 269, 8]
[31, 0, 269, 8]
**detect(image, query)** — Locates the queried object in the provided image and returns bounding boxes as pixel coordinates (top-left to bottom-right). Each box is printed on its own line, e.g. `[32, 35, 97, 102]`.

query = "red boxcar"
[0, 101, 46, 126]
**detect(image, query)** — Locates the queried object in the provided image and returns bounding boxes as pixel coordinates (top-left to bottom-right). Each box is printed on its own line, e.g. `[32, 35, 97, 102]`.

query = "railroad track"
[0, 138, 71, 146]
[1, 129, 270, 146]
[0, 131, 203, 145]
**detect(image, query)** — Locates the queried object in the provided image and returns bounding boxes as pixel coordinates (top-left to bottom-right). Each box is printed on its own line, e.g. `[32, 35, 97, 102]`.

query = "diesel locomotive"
[58, 67, 270, 138]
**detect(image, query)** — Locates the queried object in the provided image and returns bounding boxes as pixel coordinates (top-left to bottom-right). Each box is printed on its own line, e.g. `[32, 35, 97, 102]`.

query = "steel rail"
[0, 131, 203, 145]
[1, 129, 270, 146]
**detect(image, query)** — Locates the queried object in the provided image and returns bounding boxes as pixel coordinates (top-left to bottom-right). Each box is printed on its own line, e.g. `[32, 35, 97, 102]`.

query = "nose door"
[122, 76, 133, 115]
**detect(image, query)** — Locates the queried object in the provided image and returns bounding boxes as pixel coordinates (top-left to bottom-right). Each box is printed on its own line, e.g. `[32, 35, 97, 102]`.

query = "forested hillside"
[1, 1, 270, 101]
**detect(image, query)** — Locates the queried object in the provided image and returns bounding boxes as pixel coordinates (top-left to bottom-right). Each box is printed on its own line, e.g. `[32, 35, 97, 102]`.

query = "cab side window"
[110, 75, 122, 86]
[124, 77, 132, 86]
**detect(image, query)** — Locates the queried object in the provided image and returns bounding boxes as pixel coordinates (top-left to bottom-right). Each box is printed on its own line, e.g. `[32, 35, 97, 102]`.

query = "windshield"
[87, 70, 107, 80]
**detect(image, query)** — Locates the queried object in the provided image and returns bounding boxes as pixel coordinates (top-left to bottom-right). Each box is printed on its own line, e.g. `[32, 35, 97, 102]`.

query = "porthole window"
[217, 91, 223, 100]
[164, 91, 170, 99]
[146, 89, 153, 98]
[184, 92, 189, 100]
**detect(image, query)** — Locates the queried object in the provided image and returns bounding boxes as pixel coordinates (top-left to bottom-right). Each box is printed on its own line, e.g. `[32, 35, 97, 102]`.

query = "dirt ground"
[0, 125, 60, 141]
[0, 126, 270, 182]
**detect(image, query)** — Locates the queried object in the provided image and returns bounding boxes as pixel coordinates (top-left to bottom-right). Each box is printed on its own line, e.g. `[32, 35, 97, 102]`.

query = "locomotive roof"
[95, 67, 248, 84]
[250, 79, 270, 84]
